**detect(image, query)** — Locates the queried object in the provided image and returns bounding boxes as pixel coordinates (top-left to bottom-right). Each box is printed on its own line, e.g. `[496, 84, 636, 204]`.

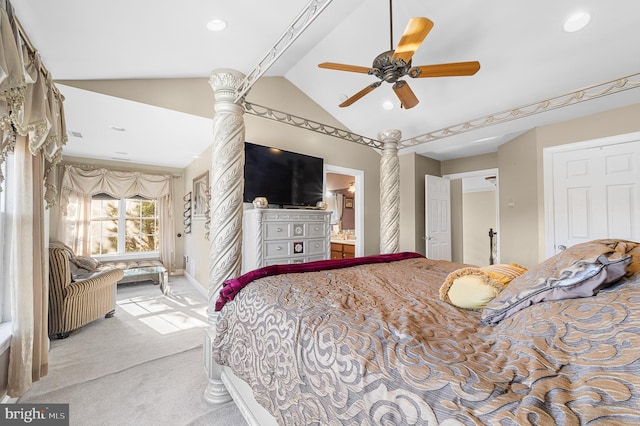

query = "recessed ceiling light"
[382, 100, 394, 110]
[564, 11, 591, 32]
[109, 125, 126, 132]
[207, 18, 227, 32]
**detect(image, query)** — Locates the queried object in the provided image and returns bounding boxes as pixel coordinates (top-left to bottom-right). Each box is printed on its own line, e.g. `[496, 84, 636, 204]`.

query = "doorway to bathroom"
[325, 165, 364, 257]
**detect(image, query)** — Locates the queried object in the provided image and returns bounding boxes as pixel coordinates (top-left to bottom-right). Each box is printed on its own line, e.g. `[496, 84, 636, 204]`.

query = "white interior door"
[425, 175, 451, 260]
[551, 140, 640, 252]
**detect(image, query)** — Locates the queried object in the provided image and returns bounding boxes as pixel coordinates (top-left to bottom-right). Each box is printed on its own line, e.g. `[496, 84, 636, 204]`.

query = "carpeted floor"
[18, 277, 248, 426]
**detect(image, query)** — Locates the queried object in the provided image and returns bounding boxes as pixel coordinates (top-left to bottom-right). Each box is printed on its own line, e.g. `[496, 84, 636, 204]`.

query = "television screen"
[243, 142, 324, 207]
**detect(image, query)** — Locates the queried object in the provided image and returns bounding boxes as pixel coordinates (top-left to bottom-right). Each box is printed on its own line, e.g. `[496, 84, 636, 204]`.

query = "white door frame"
[444, 168, 500, 264]
[325, 164, 365, 257]
[543, 130, 640, 257]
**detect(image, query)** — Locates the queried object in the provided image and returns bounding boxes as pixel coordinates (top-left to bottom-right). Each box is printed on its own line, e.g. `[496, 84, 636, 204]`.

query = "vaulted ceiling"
[11, 0, 640, 168]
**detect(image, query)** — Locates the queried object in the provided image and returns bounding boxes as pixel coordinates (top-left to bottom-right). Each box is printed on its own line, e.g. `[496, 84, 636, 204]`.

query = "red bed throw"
[215, 251, 424, 311]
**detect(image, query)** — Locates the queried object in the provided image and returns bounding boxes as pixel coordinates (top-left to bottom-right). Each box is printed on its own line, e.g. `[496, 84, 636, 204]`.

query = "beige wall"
[441, 152, 498, 176]
[57, 78, 640, 275]
[66, 76, 383, 290]
[533, 103, 640, 261]
[183, 149, 212, 288]
[498, 129, 539, 267]
[399, 152, 441, 255]
[498, 103, 640, 267]
[463, 190, 496, 266]
[444, 102, 640, 268]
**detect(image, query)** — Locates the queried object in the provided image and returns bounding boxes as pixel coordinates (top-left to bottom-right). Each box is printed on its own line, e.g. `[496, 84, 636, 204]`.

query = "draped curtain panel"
[0, 0, 69, 397]
[7, 136, 49, 397]
[58, 165, 176, 271]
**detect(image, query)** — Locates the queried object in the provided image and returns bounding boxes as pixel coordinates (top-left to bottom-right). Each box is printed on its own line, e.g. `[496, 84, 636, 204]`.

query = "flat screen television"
[243, 142, 324, 208]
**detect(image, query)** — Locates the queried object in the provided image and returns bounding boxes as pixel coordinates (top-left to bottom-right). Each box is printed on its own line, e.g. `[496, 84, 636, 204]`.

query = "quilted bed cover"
[212, 256, 640, 425]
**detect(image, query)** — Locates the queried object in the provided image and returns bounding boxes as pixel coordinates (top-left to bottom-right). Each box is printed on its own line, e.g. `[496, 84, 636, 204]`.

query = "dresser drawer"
[265, 223, 290, 240]
[305, 239, 326, 255]
[265, 254, 327, 266]
[243, 209, 332, 273]
[307, 223, 326, 237]
[264, 241, 290, 258]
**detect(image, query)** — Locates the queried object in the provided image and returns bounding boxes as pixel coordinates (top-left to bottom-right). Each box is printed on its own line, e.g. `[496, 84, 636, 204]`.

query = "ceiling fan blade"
[339, 82, 382, 107]
[318, 62, 374, 74]
[391, 17, 434, 64]
[412, 61, 481, 78]
[392, 80, 419, 109]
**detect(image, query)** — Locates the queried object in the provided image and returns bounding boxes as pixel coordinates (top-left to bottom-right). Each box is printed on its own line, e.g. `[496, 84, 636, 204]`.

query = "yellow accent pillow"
[481, 263, 528, 285]
[440, 264, 528, 310]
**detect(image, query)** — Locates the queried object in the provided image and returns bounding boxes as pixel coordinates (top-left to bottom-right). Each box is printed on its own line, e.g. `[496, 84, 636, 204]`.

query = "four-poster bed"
[200, 4, 640, 425]
[203, 67, 640, 425]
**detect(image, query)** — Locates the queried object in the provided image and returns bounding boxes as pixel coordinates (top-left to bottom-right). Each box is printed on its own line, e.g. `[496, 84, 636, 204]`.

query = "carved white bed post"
[379, 129, 401, 254]
[204, 68, 246, 404]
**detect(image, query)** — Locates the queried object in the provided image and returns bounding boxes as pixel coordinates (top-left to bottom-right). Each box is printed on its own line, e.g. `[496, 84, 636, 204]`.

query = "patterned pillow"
[481, 239, 636, 324]
[440, 263, 527, 310]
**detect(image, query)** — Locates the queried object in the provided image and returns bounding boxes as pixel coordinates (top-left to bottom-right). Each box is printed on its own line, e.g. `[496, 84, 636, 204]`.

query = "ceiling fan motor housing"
[371, 50, 413, 83]
[318, 16, 478, 108]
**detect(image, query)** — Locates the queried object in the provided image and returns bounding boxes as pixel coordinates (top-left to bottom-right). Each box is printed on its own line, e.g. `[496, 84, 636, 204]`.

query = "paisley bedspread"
[212, 256, 640, 425]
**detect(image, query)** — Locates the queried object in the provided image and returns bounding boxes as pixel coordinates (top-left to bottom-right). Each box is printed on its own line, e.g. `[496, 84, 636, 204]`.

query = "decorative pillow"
[481, 239, 636, 325]
[71, 255, 101, 272]
[440, 263, 528, 310]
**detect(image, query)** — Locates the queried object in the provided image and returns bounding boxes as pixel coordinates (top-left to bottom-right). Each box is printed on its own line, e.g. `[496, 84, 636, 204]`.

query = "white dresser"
[242, 209, 332, 273]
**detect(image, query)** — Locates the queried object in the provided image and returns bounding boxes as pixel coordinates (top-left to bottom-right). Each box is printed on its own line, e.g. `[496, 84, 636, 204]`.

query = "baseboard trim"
[183, 271, 207, 298]
[1, 394, 18, 404]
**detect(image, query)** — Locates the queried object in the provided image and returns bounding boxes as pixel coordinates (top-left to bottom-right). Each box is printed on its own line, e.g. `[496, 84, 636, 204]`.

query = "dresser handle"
[276, 246, 282, 251]
[314, 226, 319, 231]
[314, 243, 320, 248]
[277, 227, 283, 232]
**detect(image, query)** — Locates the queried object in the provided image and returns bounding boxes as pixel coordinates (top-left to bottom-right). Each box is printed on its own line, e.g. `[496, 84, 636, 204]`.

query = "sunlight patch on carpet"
[117, 294, 208, 335]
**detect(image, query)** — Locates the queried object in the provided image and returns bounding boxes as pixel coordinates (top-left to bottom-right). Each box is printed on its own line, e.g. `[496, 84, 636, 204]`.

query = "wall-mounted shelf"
[183, 192, 192, 234]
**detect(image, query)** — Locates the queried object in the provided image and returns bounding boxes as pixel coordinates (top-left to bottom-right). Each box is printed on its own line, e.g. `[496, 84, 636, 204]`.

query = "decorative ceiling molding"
[243, 102, 383, 149]
[234, 0, 334, 102]
[244, 72, 640, 153]
[399, 72, 640, 148]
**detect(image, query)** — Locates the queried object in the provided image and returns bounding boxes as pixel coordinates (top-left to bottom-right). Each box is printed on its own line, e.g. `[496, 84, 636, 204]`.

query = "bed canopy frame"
[201, 0, 640, 415]
[203, 67, 403, 406]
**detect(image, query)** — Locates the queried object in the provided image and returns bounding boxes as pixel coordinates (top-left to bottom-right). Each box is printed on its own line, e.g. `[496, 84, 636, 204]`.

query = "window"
[90, 197, 159, 256]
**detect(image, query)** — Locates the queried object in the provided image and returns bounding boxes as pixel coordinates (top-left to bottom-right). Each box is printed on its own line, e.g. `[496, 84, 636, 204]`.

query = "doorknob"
[558, 244, 566, 251]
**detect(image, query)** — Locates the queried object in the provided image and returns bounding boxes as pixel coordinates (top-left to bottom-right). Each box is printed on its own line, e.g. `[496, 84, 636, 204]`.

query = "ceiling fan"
[318, 1, 480, 109]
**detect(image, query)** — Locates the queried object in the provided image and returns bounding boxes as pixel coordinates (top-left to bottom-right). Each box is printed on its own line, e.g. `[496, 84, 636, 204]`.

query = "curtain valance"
[0, 1, 66, 201]
[60, 164, 174, 214]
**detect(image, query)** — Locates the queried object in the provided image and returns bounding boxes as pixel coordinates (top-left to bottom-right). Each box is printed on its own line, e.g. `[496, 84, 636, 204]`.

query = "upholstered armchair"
[48, 245, 124, 338]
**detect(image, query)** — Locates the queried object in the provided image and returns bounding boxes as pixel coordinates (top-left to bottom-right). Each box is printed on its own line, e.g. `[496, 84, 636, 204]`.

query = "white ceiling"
[11, 0, 640, 168]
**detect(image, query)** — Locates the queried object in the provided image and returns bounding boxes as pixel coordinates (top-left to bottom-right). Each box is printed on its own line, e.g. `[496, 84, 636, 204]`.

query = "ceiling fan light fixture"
[206, 18, 227, 32]
[564, 12, 590, 32]
[382, 100, 394, 110]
